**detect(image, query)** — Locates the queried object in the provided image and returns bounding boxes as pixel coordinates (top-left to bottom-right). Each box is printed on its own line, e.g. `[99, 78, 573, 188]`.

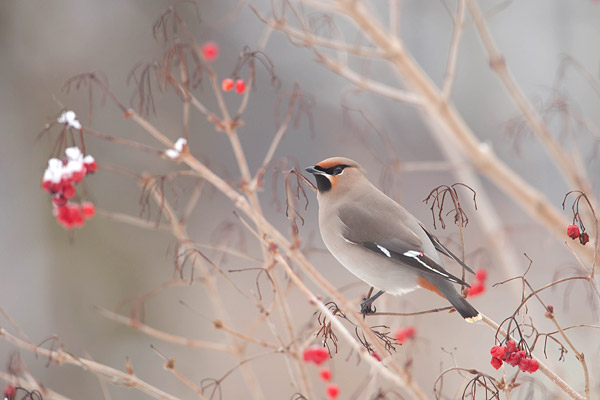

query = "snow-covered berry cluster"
[490, 339, 538, 373]
[302, 345, 339, 399]
[41, 146, 97, 229]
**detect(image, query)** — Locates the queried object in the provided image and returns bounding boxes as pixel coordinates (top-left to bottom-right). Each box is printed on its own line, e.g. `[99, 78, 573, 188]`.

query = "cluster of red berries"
[394, 326, 416, 344]
[41, 146, 97, 229]
[567, 224, 589, 245]
[221, 78, 246, 94]
[303, 345, 339, 399]
[490, 340, 538, 373]
[54, 202, 96, 229]
[467, 268, 487, 298]
[199, 40, 248, 95]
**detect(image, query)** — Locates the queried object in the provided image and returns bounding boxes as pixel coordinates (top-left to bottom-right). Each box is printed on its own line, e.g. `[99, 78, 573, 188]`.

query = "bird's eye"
[333, 166, 344, 175]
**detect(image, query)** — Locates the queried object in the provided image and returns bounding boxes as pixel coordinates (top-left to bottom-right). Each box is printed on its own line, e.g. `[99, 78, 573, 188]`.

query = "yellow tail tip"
[465, 313, 482, 323]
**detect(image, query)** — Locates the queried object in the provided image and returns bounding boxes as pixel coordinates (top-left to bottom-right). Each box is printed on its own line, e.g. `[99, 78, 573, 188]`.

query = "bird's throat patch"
[315, 175, 332, 192]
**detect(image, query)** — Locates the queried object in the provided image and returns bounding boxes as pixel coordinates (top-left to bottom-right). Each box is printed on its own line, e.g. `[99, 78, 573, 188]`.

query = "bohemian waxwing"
[305, 157, 481, 323]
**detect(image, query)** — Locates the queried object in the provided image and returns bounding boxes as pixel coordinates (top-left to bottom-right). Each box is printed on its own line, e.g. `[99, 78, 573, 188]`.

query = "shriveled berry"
[579, 232, 590, 245]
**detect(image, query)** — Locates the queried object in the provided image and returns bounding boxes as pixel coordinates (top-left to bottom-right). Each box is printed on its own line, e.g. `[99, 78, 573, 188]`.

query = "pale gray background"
[1, 1, 599, 398]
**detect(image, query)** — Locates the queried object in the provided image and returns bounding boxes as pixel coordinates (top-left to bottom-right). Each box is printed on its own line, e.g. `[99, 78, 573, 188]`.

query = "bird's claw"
[360, 298, 377, 316]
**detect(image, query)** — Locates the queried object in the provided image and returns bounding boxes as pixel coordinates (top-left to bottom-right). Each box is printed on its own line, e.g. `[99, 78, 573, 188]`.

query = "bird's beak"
[305, 165, 325, 176]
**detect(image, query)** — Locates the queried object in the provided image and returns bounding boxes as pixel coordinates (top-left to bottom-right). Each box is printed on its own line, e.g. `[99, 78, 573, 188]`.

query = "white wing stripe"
[403, 250, 454, 280]
[377, 245, 392, 258]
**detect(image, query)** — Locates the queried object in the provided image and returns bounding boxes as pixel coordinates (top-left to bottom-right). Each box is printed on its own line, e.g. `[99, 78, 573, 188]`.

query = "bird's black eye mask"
[313, 164, 348, 192]
[314, 164, 348, 176]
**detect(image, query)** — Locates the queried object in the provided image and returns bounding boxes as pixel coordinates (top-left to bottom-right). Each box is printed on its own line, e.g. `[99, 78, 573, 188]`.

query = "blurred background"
[1, 0, 599, 398]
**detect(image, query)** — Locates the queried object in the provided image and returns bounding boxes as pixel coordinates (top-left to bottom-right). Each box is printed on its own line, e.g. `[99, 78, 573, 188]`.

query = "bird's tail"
[436, 280, 482, 323]
[450, 292, 481, 323]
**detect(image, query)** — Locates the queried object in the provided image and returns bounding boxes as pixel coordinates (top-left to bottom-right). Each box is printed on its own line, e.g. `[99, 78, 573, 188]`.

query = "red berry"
[394, 326, 416, 344]
[62, 183, 76, 199]
[82, 202, 96, 219]
[567, 224, 580, 239]
[201, 41, 219, 62]
[528, 359, 539, 373]
[518, 357, 531, 372]
[4, 385, 16, 400]
[221, 78, 234, 92]
[84, 160, 97, 174]
[72, 169, 85, 183]
[235, 79, 246, 94]
[467, 282, 485, 297]
[303, 345, 329, 365]
[475, 269, 487, 282]
[371, 351, 381, 362]
[506, 339, 517, 354]
[53, 194, 68, 207]
[70, 204, 85, 228]
[326, 384, 339, 399]
[42, 180, 53, 193]
[506, 351, 521, 367]
[579, 232, 590, 245]
[490, 357, 503, 370]
[319, 368, 332, 382]
[493, 346, 507, 360]
[56, 205, 73, 229]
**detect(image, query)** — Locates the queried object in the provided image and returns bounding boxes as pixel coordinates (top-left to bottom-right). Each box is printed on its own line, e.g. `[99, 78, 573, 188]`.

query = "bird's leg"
[360, 289, 384, 316]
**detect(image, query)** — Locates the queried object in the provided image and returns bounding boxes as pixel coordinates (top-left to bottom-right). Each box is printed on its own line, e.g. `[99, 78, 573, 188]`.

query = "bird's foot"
[360, 298, 377, 317]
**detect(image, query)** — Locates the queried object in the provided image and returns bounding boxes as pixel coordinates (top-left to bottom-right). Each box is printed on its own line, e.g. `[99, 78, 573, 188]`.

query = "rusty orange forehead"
[315, 157, 364, 171]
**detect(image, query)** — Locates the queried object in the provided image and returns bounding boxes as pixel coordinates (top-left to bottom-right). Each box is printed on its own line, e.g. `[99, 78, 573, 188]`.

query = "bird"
[305, 156, 481, 323]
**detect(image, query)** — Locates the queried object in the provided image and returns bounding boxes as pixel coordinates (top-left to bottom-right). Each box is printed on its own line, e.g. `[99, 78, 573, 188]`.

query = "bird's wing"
[419, 223, 476, 275]
[338, 204, 470, 287]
